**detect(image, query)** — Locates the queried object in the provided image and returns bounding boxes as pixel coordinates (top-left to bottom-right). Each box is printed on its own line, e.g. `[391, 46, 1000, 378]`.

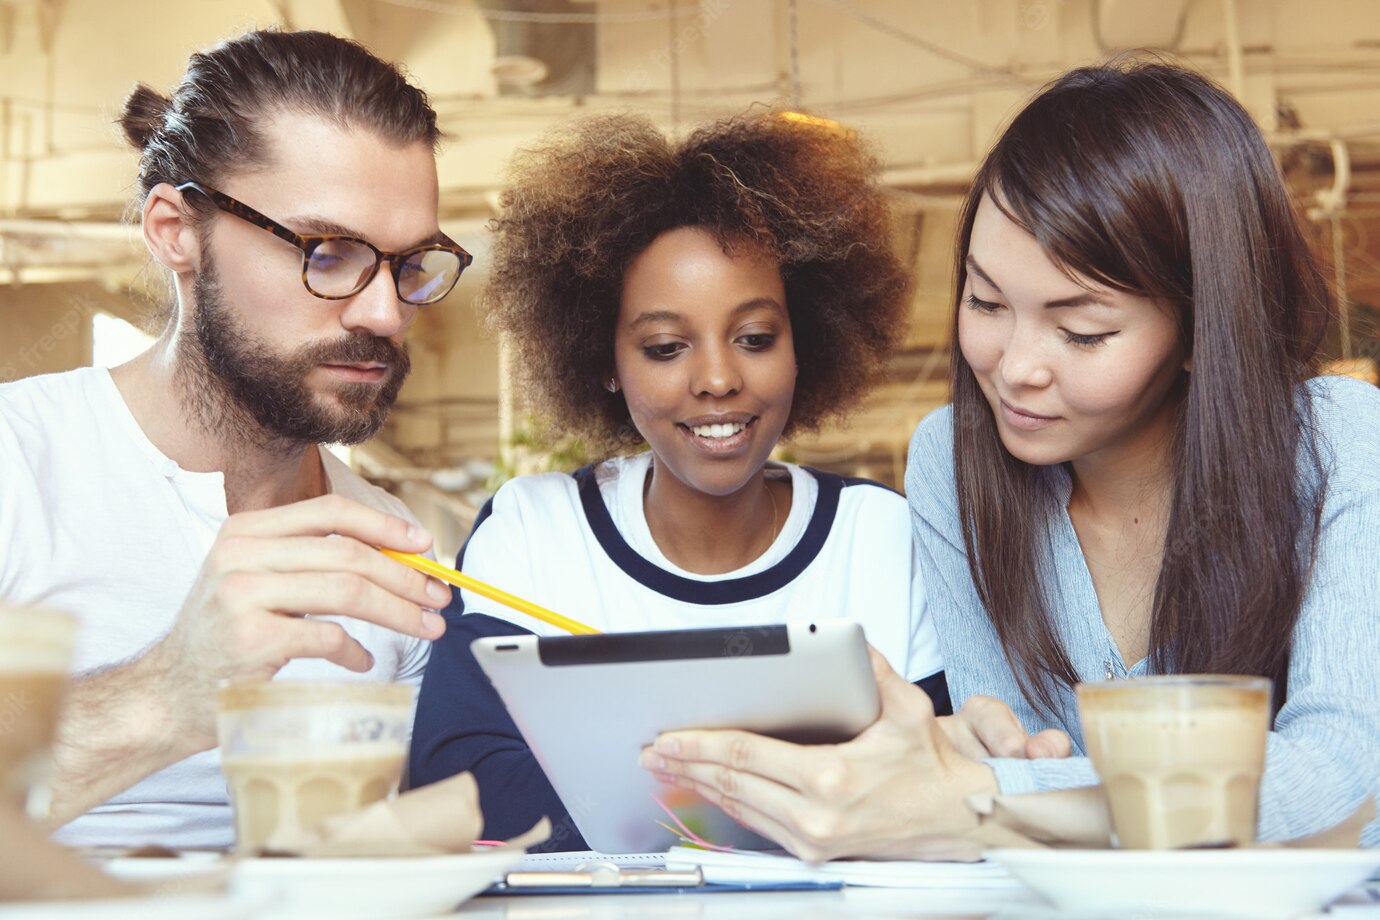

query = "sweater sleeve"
[1245, 377, 1380, 843]
[956, 379, 1380, 845]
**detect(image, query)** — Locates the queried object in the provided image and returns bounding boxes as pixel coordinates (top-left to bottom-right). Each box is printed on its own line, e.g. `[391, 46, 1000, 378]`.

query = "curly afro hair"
[481, 111, 910, 451]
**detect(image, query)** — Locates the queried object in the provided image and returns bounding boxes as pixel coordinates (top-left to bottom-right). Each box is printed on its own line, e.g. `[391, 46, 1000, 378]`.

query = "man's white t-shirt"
[0, 366, 430, 849]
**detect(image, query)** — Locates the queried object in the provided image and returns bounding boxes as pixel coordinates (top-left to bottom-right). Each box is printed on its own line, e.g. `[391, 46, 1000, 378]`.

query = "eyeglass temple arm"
[174, 182, 309, 251]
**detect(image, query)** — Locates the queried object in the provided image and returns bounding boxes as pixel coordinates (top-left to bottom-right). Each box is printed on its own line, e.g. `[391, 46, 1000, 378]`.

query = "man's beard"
[176, 260, 411, 449]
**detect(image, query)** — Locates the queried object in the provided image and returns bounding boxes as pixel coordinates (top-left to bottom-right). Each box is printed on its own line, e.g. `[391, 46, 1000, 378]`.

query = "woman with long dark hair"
[642, 60, 1380, 858]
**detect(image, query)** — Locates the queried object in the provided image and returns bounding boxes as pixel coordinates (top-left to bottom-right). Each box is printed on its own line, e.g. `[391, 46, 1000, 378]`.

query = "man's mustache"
[300, 335, 408, 368]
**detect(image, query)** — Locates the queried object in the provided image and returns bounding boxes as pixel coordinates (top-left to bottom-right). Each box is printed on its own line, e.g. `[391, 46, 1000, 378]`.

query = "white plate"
[100, 850, 228, 884]
[0, 853, 257, 919]
[231, 849, 524, 919]
[987, 848, 1380, 918]
[0, 892, 259, 919]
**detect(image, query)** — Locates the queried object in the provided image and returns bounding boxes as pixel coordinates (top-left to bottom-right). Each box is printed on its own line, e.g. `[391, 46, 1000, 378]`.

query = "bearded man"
[0, 29, 466, 849]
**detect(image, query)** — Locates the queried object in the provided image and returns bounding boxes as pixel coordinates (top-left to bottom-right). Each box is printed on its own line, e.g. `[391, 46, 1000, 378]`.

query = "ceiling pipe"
[0, 219, 137, 240]
[1307, 139, 1353, 359]
[1223, 0, 1245, 100]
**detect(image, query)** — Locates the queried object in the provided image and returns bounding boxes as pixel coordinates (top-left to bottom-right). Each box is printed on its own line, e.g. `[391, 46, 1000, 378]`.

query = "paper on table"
[665, 846, 1020, 889]
[258, 772, 550, 858]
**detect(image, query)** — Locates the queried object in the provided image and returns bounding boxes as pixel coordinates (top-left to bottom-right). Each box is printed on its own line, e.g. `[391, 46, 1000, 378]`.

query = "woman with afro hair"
[408, 111, 1005, 851]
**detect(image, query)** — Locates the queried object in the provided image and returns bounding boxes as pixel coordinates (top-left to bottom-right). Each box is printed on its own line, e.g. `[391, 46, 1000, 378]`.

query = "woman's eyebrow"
[1044, 291, 1115, 309]
[731, 296, 784, 317]
[628, 298, 783, 331]
[629, 309, 683, 330]
[965, 254, 1001, 291]
[968, 253, 1114, 309]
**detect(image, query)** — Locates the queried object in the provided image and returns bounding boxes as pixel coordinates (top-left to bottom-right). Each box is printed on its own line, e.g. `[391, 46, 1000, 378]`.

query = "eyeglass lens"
[305, 239, 462, 305]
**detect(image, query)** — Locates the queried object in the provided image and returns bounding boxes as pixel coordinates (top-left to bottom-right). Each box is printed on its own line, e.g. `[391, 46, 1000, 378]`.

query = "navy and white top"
[410, 452, 946, 850]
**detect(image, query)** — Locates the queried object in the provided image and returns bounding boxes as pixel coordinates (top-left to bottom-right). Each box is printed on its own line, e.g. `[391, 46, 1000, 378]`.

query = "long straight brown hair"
[951, 60, 1331, 716]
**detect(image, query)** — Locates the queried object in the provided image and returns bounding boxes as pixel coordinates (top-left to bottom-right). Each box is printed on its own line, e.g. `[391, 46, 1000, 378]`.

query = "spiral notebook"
[511, 851, 667, 871]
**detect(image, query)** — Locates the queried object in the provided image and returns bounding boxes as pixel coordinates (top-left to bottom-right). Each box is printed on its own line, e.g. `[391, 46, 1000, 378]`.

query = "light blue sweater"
[906, 375, 1380, 845]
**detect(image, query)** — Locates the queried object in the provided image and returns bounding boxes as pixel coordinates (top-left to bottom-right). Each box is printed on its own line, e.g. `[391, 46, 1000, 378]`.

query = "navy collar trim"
[573, 465, 843, 604]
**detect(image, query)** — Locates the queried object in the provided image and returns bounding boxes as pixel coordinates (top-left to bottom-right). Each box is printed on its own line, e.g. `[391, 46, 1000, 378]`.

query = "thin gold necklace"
[642, 464, 782, 561]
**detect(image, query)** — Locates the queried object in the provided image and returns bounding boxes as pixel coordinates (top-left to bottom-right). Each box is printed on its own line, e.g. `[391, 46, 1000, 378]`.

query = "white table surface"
[456, 885, 1048, 919]
[456, 883, 1380, 920]
[81, 851, 1380, 920]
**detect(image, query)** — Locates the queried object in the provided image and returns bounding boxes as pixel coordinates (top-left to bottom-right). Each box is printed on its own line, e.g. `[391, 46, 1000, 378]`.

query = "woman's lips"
[999, 399, 1059, 432]
[678, 416, 757, 455]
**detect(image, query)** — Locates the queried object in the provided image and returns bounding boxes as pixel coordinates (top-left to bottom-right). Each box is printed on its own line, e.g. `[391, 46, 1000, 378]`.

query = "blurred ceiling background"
[2, 0, 1378, 559]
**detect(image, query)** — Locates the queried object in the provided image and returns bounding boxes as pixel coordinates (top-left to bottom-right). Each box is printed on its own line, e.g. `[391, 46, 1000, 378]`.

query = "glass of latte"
[217, 681, 414, 853]
[0, 604, 78, 820]
[1077, 675, 1271, 850]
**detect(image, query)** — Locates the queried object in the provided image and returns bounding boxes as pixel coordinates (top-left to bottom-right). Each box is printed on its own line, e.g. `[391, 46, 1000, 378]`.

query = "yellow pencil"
[379, 548, 601, 636]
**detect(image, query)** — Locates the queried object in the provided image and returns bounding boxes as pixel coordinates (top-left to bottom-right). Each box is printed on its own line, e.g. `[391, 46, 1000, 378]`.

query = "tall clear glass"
[217, 681, 414, 853]
[0, 604, 79, 821]
[1078, 674, 1271, 849]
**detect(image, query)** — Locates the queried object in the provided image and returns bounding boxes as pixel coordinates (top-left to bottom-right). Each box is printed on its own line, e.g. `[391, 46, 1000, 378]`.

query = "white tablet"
[472, 620, 879, 854]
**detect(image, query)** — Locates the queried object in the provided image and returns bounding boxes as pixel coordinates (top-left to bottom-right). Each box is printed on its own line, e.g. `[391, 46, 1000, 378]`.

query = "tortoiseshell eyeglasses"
[175, 181, 472, 306]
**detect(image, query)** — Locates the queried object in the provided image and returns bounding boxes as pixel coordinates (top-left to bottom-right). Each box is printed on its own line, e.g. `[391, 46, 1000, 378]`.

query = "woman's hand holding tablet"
[642, 648, 1069, 863]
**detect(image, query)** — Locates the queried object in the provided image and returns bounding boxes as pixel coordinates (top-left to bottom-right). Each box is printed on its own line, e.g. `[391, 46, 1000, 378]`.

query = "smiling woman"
[483, 112, 909, 451]
[958, 197, 1190, 468]
[907, 58, 1380, 851]
[407, 112, 960, 851]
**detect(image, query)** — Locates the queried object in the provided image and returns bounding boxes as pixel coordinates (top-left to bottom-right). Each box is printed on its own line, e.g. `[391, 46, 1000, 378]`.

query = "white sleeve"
[906, 536, 945, 682]
[392, 530, 438, 684]
[852, 486, 944, 685]
[339, 477, 438, 684]
[0, 410, 30, 601]
[394, 633, 431, 685]
[452, 480, 552, 635]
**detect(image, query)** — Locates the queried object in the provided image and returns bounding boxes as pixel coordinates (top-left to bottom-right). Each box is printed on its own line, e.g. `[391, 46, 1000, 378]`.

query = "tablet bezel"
[473, 620, 879, 853]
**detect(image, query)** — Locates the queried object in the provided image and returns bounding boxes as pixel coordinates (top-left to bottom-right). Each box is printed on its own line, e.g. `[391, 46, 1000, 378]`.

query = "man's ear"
[142, 183, 202, 273]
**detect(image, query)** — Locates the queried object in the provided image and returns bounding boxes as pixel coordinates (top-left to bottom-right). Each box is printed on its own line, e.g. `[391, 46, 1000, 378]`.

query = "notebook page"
[665, 846, 1018, 889]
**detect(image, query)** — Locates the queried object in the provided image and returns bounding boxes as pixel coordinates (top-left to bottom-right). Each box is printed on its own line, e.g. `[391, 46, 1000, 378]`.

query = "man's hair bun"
[119, 83, 171, 150]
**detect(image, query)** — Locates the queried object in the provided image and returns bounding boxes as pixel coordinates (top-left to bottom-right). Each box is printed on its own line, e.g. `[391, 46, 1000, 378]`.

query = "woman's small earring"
[606, 379, 620, 393]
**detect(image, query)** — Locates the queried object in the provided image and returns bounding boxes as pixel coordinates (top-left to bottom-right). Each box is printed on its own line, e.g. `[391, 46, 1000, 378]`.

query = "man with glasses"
[0, 30, 464, 849]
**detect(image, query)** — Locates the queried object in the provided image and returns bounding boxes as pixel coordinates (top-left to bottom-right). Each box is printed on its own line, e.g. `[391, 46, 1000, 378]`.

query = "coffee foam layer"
[1078, 683, 1269, 713]
[220, 741, 408, 765]
[0, 611, 79, 672]
[1082, 706, 1269, 729]
[218, 680, 414, 712]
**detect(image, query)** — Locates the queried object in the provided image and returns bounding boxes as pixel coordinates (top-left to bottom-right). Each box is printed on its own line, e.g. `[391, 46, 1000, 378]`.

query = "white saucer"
[100, 850, 228, 884]
[0, 853, 255, 919]
[0, 892, 258, 919]
[986, 848, 1380, 918]
[230, 849, 524, 919]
